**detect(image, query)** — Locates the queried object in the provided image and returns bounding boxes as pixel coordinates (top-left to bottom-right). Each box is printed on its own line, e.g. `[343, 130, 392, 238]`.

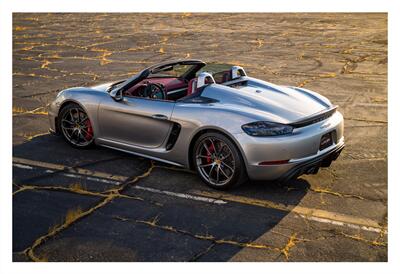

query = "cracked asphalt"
[12, 13, 387, 262]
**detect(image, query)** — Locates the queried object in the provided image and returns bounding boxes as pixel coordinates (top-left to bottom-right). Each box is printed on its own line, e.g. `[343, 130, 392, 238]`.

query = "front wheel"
[58, 103, 95, 148]
[193, 132, 248, 190]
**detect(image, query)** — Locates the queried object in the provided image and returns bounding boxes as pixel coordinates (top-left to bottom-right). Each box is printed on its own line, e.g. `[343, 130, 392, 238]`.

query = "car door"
[98, 95, 175, 148]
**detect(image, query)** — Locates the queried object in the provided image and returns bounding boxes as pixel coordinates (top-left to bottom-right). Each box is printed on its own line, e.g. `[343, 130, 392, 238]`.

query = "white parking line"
[61, 172, 121, 185]
[13, 157, 128, 182]
[133, 185, 227, 205]
[295, 215, 383, 234]
[13, 163, 121, 185]
[13, 163, 33, 170]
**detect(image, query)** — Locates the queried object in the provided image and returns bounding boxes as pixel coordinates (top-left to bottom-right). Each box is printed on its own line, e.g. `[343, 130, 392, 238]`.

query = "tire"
[193, 132, 248, 190]
[58, 103, 95, 148]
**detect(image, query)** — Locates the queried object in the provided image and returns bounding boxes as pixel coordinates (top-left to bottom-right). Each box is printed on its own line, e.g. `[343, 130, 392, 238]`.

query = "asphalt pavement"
[12, 13, 387, 261]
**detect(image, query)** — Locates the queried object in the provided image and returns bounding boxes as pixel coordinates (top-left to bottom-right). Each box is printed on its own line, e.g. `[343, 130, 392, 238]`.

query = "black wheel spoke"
[208, 164, 216, 180]
[221, 161, 234, 172]
[203, 143, 212, 155]
[79, 116, 88, 124]
[220, 153, 230, 161]
[219, 166, 230, 179]
[62, 119, 74, 125]
[208, 138, 217, 153]
[218, 143, 227, 155]
[79, 131, 88, 142]
[199, 163, 214, 168]
[80, 128, 89, 136]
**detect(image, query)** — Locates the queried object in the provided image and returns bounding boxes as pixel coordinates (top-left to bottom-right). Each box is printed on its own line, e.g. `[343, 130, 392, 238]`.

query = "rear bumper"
[278, 140, 344, 182]
[245, 138, 344, 181]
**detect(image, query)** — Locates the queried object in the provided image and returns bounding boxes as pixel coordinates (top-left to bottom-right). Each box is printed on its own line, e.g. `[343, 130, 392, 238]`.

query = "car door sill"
[96, 138, 184, 167]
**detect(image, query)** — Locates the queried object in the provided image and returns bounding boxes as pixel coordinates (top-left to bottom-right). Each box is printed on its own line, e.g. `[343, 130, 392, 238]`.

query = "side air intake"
[166, 123, 181, 150]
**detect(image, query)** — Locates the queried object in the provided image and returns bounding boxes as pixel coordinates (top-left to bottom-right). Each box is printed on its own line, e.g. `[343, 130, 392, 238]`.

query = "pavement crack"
[296, 72, 337, 88]
[13, 106, 48, 116]
[340, 55, 368, 74]
[22, 161, 155, 262]
[280, 233, 301, 260]
[294, 220, 388, 248]
[113, 215, 281, 253]
[309, 186, 365, 200]
[345, 117, 387, 124]
[189, 243, 216, 262]
[339, 232, 387, 247]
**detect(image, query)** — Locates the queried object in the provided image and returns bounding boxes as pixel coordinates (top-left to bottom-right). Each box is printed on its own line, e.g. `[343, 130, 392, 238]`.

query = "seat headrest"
[187, 78, 198, 95]
[231, 66, 247, 80]
[197, 72, 215, 89]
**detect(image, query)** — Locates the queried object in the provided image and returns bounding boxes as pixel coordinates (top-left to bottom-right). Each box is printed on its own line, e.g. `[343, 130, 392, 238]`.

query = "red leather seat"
[186, 78, 198, 95]
[212, 70, 231, 84]
[222, 70, 232, 82]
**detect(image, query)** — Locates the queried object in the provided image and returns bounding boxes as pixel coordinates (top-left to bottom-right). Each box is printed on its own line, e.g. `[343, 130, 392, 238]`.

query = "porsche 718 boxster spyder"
[48, 59, 344, 189]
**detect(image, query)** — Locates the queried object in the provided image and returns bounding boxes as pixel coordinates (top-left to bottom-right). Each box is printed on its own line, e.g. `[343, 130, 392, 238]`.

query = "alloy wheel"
[60, 107, 94, 147]
[195, 137, 235, 186]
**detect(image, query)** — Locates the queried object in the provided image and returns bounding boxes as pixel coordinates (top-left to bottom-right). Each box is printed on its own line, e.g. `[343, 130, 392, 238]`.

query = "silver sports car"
[48, 59, 344, 189]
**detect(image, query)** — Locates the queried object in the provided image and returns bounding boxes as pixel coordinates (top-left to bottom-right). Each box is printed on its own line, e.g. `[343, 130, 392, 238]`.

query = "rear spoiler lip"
[289, 106, 338, 128]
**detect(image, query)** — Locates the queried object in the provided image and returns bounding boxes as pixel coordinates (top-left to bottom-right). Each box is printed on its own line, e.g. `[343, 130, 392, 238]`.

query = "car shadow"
[13, 134, 310, 262]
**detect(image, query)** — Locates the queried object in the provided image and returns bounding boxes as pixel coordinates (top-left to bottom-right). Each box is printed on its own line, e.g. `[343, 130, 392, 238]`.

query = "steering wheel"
[144, 83, 167, 100]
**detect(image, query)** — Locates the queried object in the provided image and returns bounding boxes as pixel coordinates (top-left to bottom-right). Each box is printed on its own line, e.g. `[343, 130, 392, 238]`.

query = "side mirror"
[110, 88, 123, 102]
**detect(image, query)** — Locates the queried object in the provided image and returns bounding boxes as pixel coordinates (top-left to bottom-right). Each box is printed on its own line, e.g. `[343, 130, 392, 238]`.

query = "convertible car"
[48, 59, 344, 189]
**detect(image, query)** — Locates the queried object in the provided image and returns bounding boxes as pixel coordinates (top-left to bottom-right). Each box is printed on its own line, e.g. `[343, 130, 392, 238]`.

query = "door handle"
[151, 114, 168, 120]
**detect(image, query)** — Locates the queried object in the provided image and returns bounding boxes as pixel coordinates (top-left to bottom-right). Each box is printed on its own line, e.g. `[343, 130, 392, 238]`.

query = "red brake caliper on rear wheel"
[206, 143, 214, 164]
[85, 119, 93, 140]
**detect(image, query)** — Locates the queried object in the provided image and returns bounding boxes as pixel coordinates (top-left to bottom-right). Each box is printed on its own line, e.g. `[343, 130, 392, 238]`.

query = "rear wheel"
[193, 132, 247, 190]
[58, 103, 94, 148]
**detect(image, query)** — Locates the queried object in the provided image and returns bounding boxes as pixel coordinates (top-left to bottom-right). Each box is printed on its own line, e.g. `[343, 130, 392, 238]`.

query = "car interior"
[122, 63, 243, 102]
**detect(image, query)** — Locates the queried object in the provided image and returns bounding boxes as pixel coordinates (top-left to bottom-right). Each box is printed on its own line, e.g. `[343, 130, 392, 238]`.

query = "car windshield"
[149, 64, 196, 78]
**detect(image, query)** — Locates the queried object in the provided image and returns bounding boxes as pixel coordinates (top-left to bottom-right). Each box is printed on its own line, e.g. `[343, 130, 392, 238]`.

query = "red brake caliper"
[206, 143, 214, 164]
[85, 119, 93, 140]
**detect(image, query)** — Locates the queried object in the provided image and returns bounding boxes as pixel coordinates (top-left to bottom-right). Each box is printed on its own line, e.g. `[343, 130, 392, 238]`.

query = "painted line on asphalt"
[133, 185, 227, 205]
[13, 157, 386, 234]
[13, 163, 34, 170]
[12, 158, 225, 205]
[13, 157, 128, 183]
[193, 190, 386, 234]
[13, 163, 121, 185]
[294, 215, 383, 233]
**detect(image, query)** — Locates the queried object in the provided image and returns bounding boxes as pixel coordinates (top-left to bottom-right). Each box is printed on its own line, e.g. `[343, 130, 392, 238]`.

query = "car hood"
[202, 78, 333, 124]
